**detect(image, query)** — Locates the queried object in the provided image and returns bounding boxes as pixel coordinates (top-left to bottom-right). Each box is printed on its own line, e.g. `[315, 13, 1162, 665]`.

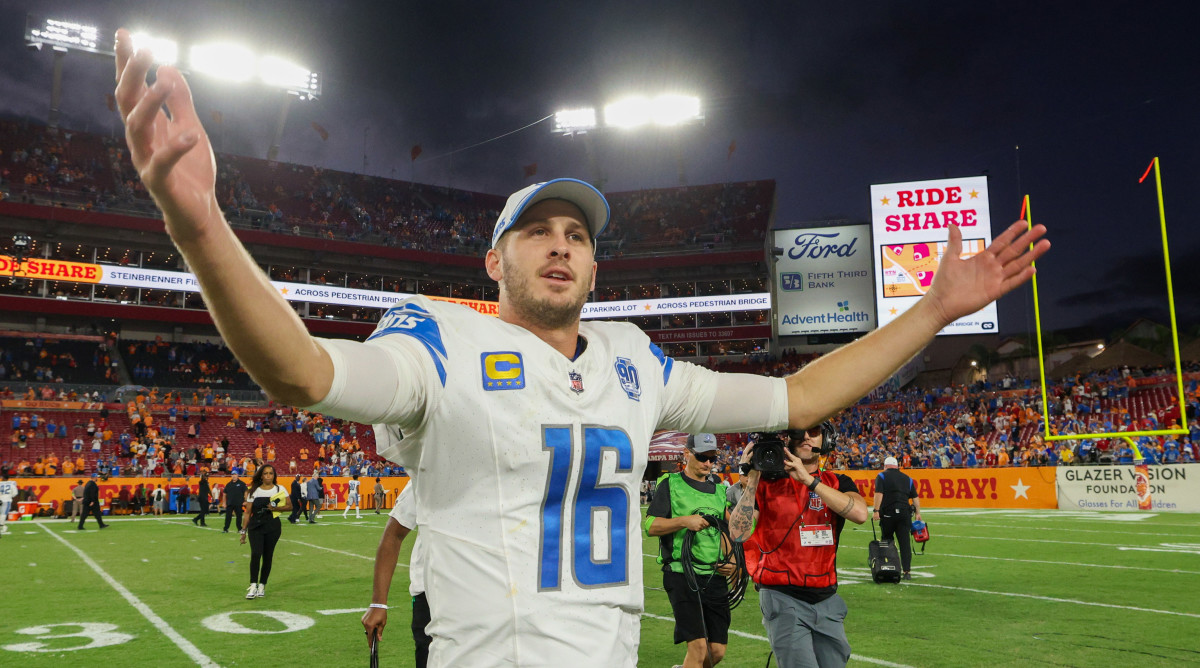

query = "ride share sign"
[773, 224, 875, 336]
[870, 175, 997, 335]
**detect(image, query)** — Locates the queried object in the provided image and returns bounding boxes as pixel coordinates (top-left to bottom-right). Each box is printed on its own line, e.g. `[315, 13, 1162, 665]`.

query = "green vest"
[658, 472, 728, 574]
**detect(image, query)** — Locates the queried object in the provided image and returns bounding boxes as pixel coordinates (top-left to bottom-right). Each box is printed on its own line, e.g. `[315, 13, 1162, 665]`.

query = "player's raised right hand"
[114, 28, 220, 245]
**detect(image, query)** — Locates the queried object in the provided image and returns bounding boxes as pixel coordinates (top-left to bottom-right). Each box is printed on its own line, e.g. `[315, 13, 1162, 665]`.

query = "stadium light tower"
[24, 14, 323, 159]
[553, 92, 703, 188]
[188, 45, 322, 160]
[24, 15, 102, 127]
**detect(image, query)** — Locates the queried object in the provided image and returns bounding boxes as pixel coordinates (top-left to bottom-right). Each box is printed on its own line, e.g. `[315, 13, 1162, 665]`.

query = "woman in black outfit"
[240, 464, 291, 599]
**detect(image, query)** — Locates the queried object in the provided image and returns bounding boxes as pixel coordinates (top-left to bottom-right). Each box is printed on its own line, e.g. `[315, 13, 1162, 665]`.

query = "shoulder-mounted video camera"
[748, 421, 839, 479]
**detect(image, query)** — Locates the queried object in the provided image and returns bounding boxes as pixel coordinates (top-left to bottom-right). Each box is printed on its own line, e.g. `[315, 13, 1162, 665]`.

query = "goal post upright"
[1026, 158, 1189, 444]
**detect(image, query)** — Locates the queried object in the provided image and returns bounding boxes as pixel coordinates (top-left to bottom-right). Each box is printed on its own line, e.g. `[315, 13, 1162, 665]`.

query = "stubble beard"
[500, 256, 588, 330]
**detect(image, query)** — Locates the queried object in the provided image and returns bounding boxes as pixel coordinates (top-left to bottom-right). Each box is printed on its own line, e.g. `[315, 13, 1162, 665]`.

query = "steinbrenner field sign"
[773, 224, 875, 336]
[870, 175, 997, 335]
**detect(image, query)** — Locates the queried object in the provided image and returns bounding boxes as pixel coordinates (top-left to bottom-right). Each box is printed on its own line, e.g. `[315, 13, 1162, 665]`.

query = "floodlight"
[259, 55, 312, 91]
[604, 96, 653, 129]
[131, 32, 178, 66]
[189, 43, 256, 82]
[650, 94, 701, 126]
[25, 17, 100, 53]
[554, 108, 597, 133]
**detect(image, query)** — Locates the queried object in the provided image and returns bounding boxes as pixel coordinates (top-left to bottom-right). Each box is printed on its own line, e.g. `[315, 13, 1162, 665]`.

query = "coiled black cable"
[680, 513, 750, 610]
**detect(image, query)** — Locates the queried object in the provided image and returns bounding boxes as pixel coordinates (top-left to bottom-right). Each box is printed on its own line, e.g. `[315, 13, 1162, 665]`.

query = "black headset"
[784, 420, 839, 454]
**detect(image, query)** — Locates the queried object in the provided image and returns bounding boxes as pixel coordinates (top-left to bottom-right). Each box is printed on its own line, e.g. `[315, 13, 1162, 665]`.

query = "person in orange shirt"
[75, 455, 86, 473]
[232, 408, 241, 422]
[63, 459, 75, 476]
[997, 449, 1010, 466]
[317, 445, 326, 463]
[299, 447, 308, 461]
[254, 445, 263, 461]
[32, 459, 45, 476]
[266, 445, 276, 462]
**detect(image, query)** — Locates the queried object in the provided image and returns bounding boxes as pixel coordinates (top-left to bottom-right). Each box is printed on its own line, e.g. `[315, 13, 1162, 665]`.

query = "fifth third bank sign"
[774, 224, 875, 335]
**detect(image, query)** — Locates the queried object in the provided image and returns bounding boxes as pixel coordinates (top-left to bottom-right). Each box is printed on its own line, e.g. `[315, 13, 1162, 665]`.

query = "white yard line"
[904, 582, 1200, 618]
[929, 533, 1135, 548]
[842, 544, 1200, 575]
[641, 613, 914, 667]
[929, 522, 1200, 538]
[39, 523, 220, 667]
[281, 538, 396, 564]
[927, 510, 1200, 529]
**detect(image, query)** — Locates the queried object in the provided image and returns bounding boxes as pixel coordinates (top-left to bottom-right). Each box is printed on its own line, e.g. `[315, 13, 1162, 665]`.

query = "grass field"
[1, 507, 1198, 667]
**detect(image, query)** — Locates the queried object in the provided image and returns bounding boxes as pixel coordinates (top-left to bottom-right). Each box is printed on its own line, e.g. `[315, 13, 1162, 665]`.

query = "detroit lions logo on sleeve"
[368, 302, 448, 386]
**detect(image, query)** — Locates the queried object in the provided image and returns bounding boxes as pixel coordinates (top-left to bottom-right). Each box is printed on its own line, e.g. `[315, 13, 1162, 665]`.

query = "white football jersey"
[312, 296, 739, 667]
[0, 480, 17, 501]
[389, 483, 426, 596]
[347, 479, 360, 496]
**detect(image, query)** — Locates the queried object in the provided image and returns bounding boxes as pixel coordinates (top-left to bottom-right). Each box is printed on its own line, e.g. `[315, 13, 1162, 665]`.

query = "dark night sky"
[1, 0, 1197, 337]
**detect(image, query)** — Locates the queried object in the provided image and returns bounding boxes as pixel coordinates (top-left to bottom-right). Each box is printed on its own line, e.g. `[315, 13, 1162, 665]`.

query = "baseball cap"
[884, 456, 899, 467]
[492, 178, 610, 248]
[687, 433, 718, 454]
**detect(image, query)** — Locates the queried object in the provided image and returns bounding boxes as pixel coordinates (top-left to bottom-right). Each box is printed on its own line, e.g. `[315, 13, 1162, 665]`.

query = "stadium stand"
[3, 120, 773, 257]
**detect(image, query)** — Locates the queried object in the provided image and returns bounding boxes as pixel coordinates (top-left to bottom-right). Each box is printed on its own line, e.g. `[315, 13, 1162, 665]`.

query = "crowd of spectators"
[687, 360, 1200, 474]
[0, 119, 152, 214]
[1, 393, 394, 480]
[6, 349, 1197, 481]
[0, 334, 118, 385]
[123, 337, 257, 390]
[3, 119, 774, 258]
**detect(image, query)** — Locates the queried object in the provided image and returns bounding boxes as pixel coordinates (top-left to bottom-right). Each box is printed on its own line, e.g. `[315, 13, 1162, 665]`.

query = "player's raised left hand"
[113, 28, 220, 245]
[925, 221, 1050, 326]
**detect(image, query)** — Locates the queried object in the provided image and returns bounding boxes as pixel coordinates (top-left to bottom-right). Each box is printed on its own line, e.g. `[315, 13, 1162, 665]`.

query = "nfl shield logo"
[569, 370, 584, 394]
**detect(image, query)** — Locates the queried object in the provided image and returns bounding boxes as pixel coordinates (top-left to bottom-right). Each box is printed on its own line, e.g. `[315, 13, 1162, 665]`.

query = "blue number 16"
[540, 425, 633, 590]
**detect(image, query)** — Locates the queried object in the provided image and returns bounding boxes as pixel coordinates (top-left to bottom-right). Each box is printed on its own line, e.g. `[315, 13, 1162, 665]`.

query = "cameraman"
[872, 456, 921, 580]
[646, 434, 735, 668]
[728, 424, 868, 668]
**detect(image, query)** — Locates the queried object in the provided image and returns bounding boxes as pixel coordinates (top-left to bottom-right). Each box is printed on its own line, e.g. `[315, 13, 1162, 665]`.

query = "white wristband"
[368, 603, 388, 610]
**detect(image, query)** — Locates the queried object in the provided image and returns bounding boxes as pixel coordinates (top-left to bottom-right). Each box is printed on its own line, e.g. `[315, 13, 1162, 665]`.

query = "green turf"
[1, 508, 1197, 667]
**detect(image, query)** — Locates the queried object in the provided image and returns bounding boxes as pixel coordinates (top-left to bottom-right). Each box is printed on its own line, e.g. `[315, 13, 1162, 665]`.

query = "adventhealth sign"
[773, 225, 875, 336]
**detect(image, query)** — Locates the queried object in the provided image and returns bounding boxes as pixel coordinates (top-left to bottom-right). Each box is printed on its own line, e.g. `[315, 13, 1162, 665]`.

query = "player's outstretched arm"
[785, 221, 1049, 429]
[113, 28, 332, 407]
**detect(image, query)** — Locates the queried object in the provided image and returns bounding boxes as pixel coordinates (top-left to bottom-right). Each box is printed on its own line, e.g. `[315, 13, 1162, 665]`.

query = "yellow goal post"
[1026, 157, 1188, 443]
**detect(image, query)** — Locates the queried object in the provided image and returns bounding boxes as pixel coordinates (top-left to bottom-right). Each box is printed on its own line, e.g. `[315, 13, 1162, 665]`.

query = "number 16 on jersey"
[539, 425, 634, 590]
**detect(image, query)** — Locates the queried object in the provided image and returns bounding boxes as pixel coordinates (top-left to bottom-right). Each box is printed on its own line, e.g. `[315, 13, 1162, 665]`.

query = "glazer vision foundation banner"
[773, 225, 875, 335]
[870, 176, 997, 335]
